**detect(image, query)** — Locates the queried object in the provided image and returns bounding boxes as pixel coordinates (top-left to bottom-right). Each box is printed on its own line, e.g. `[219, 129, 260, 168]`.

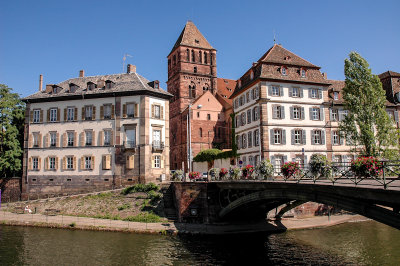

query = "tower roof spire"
[169, 21, 214, 55]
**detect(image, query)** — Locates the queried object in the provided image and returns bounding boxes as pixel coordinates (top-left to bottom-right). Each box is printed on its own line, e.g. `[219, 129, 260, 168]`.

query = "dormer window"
[52, 86, 58, 94]
[281, 67, 287, 76]
[87, 82, 96, 91]
[195, 39, 199, 44]
[250, 71, 254, 80]
[154, 81, 159, 89]
[334, 92, 339, 100]
[301, 69, 306, 78]
[69, 84, 78, 93]
[105, 80, 113, 89]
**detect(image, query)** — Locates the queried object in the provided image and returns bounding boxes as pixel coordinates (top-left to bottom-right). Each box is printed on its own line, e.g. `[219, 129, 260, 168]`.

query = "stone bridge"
[171, 179, 400, 230]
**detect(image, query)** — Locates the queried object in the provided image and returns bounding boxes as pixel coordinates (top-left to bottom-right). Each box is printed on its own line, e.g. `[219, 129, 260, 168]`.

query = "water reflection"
[0, 221, 399, 265]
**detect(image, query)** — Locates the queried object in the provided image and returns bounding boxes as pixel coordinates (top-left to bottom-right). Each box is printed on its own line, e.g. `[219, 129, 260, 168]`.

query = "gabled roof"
[169, 21, 214, 55]
[216, 78, 236, 105]
[257, 44, 320, 68]
[23, 72, 172, 102]
[379, 71, 400, 79]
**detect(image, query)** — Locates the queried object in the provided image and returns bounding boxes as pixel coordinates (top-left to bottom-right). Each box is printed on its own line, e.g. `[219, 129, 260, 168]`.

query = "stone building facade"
[167, 21, 236, 171]
[22, 65, 172, 196]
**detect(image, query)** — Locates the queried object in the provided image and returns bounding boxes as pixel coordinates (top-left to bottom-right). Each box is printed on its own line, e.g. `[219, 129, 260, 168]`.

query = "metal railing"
[152, 141, 164, 151]
[124, 141, 136, 149]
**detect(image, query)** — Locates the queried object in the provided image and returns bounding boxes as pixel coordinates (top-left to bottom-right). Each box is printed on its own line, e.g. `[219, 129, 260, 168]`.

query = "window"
[87, 82, 96, 91]
[294, 130, 302, 144]
[67, 107, 74, 121]
[67, 132, 74, 146]
[241, 113, 245, 126]
[33, 110, 40, 123]
[240, 95, 245, 106]
[204, 52, 207, 64]
[311, 107, 320, 120]
[274, 129, 282, 144]
[49, 108, 57, 122]
[292, 87, 300, 97]
[293, 107, 301, 119]
[85, 106, 93, 120]
[246, 92, 250, 103]
[272, 86, 280, 96]
[103, 105, 111, 119]
[207, 114, 211, 120]
[301, 69, 306, 78]
[242, 156, 247, 166]
[331, 109, 338, 121]
[281, 67, 287, 75]
[186, 49, 190, 61]
[33, 133, 40, 148]
[50, 132, 57, 147]
[236, 135, 241, 149]
[127, 103, 135, 118]
[198, 51, 202, 63]
[104, 130, 111, 146]
[332, 131, 339, 145]
[248, 131, 253, 148]
[247, 110, 251, 124]
[86, 131, 93, 146]
[199, 128, 203, 138]
[191, 50, 195, 62]
[253, 107, 259, 121]
[334, 92, 339, 100]
[153, 130, 161, 147]
[154, 105, 161, 118]
[254, 130, 259, 146]
[254, 87, 259, 99]
[49, 157, 56, 170]
[295, 156, 304, 166]
[32, 157, 39, 170]
[66, 157, 74, 169]
[154, 155, 161, 168]
[249, 156, 254, 165]
[242, 134, 247, 149]
[273, 105, 284, 119]
[105, 81, 113, 89]
[194, 67, 197, 73]
[274, 156, 283, 173]
[85, 156, 92, 170]
[234, 99, 238, 109]
[312, 130, 324, 145]
[310, 88, 318, 99]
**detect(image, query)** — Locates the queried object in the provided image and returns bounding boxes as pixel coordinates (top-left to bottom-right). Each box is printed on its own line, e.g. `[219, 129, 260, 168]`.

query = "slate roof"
[169, 20, 214, 55]
[23, 72, 172, 102]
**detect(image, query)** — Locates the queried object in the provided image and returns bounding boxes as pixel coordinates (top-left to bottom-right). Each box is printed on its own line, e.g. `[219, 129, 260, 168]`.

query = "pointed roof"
[379, 71, 400, 79]
[169, 21, 214, 55]
[257, 44, 319, 68]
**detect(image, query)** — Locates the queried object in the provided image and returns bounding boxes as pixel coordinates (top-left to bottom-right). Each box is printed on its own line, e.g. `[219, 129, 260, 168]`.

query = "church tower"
[167, 21, 219, 171]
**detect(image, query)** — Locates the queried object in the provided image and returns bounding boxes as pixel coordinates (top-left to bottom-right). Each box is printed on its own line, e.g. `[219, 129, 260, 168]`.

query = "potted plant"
[188, 171, 201, 181]
[242, 165, 255, 179]
[256, 159, 274, 180]
[281, 162, 300, 178]
[309, 154, 332, 178]
[219, 168, 228, 180]
[208, 168, 220, 181]
[229, 165, 241, 180]
[171, 169, 184, 181]
[350, 156, 382, 178]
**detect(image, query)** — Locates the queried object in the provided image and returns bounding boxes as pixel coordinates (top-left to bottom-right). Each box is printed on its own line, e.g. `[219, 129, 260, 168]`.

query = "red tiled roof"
[216, 78, 236, 105]
[379, 71, 400, 79]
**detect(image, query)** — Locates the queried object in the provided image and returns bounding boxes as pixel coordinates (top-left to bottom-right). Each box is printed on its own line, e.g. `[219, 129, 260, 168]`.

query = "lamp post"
[187, 104, 202, 174]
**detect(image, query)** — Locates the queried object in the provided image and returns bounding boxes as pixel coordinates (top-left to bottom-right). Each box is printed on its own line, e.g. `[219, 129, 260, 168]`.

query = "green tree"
[339, 52, 398, 158]
[0, 84, 25, 182]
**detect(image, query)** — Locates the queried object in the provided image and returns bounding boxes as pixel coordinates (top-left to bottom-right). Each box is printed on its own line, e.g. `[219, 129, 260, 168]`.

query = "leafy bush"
[209, 168, 220, 180]
[351, 156, 382, 178]
[193, 149, 222, 162]
[219, 168, 228, 180]
[122, 183, 160, 195]
[281, 162, 300, 178]
[189, 171, 201, 180]
[171, 170, 184, 181]
[148, 190, 162, 205]
[256, 159, 274, 180]
[242, 165, 255, 179]
[309, 154, 332, 178]
[117, 203, 131, 211]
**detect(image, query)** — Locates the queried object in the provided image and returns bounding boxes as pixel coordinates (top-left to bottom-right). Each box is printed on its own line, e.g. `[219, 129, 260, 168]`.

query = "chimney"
[127, 64, 136, 74]
[39, 74, 43, 91]
[45, 84, 53, 93]
[79, 70, 85, 77]
[322, 72, 327, 79]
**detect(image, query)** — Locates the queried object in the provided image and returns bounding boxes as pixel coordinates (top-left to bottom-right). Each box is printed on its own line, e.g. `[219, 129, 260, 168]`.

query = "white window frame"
[127, 103, 135, 118]
[154, 155, 161, 168]
[272, 86, 280, 96]
[332, 131, 339, 145]
[154, 105, 161, 119]
[85, 106, 93, 120]
[86, 131, 93, 146]
[293, 107, 300, 119]
[67, 107, 74, 121]
[49, 157, 56, 170]
[274, 129, 282, 144]
[50, 132, 57, 147]
[104, 130, 111, 146]
[292, 87, 299, 97]
[85, 156, 92, 170]
[311, 88, 318, 99]
[254, 130, 259, 146]
[33, 110, 40, 123]
[67, 157, 74, 169]
[313, 130, 322, 145]
[32, 157, 39, 170]
[312, 108, 320, 120]
[104, 105, 111, 119]
[301, 69, 306, 78]
[67, 132, 74, 146]
[50, 108, 57, 122]
[294, 130, 301, 144]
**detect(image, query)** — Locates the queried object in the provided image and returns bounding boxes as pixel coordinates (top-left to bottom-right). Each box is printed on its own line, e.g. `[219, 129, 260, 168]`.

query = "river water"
[0, 221, 399, 265]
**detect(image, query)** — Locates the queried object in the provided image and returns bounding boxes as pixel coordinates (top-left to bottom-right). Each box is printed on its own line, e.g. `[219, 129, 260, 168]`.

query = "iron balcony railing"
[152, 141, 164, 151]
[124, 141, 136, 149]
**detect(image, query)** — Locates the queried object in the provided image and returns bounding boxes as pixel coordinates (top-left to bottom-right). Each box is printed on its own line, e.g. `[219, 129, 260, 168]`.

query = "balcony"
[124, 141, 136, 151]
[152, 141, 164, 152]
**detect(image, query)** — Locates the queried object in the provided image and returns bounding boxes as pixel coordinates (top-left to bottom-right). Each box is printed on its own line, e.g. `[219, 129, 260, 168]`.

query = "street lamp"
[187, 104, 202, 174]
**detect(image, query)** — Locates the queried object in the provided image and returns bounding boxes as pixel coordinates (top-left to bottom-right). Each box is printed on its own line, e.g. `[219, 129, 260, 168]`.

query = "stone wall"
[1, 178, 22, 202]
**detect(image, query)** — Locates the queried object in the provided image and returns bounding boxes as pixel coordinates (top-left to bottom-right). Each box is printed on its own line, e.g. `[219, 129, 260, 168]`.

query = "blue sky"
[1, 0, 399, 97]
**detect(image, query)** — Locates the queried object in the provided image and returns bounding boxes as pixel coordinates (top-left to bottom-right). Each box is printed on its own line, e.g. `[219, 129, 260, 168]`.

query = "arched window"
[191, 50, 195, 62]
[281, 66, 287, 76]
[189, 84, 196, 98]
[199, 51, 202, 63]
[173, 55, 176, 65]
[199, 128, 203, 137]
[204, 52, 207, 64]
[186, 49, 190, 61]
[210, 54, 213, 65]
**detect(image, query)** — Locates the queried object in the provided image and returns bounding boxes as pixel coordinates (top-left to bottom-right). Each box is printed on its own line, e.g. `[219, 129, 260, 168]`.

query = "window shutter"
[45, 133, 50, 148]
[38, 157, 41, 170]
[282, 129, 286, 145]
[151, 105, 155, 118]
[299, 88, 304, 98]
[268, 86, 272, 96]
[28, 158, 32, 170]
[289, 88, 292, 97]
[131, 155, 135, 169]
[291, 130, 295, 145]
[57, 108, 60, 121]
[123, 104, 127, 118]
[55, 157, 59, 170]
[92, 106, 96, 120]
[102, 155, 106, 170]
[279, 86, 284, 96]
[73, 156, 77, 170]
[320, 108, 324, 121]
[161, 106, 164, 119]
[64, 108, 67, 121]
[134, 104, 138, 117]
[318, 89, 323, 99]
[281, 106, 285, 119]
[329, 108, 333, 120]
[161, 156, 164, 169]
[74, 132, 78, 146]
[28, 134, 33, 148]
[82, 107, 85, 120]
[151, 156, 155, 168]
[111, 105, 115, 119]
[80, 132, 85, 147]
[38, 133, 42, 148]
[47, 109, 50, 122]
[110, 131, 114, 146]
[40, 110, 43, 122]
[80, 157, 84, 170]
[30, 111, 33, 122]
[321, 131, 325, 145]
[56, 132, 60, 147]
[311, 131, 315, 145]
[45, 157, 49, 170]
[301, 107, 305, 120]
[74, 107, 78, 121]
[338, 110, 344, 121]
[272, 106, 277, 119]
[62, 157, 66, 170]
[107, 155, 111, 169]
[100, 105, 104, 119]
[290, 107, 293, 119]
[92, 131, 96, 146]
[270, 129, 274, 145]
[63, 133, 67, 147]
[309, 107, 313, 120]
[99, 131, 104, 146]
[302, 130, 306, 145]
[92, 156, 95, 170]
[308, 88, 312, 98]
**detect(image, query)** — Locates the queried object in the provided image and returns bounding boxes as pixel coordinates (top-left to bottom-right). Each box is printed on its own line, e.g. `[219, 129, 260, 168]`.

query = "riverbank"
[0, 209, 368, 235]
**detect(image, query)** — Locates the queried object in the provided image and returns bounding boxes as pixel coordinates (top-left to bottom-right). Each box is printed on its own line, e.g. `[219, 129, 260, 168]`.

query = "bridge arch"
[219, 188, 400, 230]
